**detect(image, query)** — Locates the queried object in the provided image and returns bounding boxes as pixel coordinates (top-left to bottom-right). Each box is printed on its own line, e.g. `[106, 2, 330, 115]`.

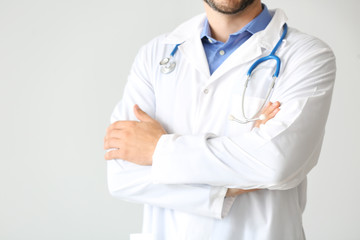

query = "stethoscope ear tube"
[230, 24, 287, 124]
[247, 55, 281, 78]
[232, 75, 277, 124]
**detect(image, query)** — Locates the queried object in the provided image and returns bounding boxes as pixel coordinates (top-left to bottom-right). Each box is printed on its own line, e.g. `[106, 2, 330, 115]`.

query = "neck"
[204, 1, 262, 42]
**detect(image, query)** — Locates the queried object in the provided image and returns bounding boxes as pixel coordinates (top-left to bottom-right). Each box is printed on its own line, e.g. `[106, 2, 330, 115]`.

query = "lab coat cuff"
[222, 195, 236, 218]
[211, 187, 235, 219]
[153, 135, 234, 219]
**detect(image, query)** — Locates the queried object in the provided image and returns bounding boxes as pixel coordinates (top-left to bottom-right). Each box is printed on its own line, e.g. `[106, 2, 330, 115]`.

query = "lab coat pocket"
[227, 94, 266, 136]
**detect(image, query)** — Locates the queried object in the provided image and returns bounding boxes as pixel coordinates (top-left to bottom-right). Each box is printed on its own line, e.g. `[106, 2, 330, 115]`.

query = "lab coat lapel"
[161, 9, 288, 83]
[208, 9, 288, 84]
[179, 34, 211, 79]
[162, 13, 210, 79]
[178, 29, 264, 82]
[209, 39, 263, 82]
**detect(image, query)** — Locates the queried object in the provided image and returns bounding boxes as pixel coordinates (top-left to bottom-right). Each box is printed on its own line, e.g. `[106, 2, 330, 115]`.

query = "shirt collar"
[162, 9, 288, 49]
[200, 4, 272, 42]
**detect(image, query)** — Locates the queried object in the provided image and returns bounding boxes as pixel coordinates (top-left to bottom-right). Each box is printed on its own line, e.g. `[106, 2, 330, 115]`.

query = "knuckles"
[122, 129, 131, 138]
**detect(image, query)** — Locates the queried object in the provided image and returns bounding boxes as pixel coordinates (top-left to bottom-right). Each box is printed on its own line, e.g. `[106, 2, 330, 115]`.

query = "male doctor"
[104, 0, 336, 239]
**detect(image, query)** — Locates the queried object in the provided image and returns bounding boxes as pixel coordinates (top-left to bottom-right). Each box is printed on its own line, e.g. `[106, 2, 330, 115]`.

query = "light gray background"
[0, 0, 359, 239]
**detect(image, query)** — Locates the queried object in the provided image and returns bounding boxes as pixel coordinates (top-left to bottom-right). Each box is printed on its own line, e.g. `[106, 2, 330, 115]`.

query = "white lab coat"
[108, 8, 336, 240]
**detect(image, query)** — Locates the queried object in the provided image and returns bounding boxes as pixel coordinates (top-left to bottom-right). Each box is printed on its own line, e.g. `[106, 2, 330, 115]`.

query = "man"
[104, 0, 336, 239]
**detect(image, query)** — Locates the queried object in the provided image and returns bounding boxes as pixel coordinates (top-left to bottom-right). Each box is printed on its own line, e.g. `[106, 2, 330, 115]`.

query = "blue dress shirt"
[201, 5, 272, 75]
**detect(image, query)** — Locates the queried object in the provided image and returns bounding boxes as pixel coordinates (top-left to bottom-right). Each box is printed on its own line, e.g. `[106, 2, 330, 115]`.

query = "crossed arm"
[104, 36, 335, 217]
[104, 102, 280, 197]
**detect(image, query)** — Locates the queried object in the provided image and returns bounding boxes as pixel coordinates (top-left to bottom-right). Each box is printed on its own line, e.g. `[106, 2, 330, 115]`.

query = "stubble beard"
[204, 0, 256, 15]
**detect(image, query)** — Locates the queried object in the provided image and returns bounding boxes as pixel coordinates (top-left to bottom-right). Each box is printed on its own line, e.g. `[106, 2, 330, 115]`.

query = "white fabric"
[107, 8, 336, 240]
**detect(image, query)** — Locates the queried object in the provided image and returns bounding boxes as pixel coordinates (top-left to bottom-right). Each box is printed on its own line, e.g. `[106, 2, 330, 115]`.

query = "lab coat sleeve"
[107, 43, 233, 219]
[152, 37, 336, 190]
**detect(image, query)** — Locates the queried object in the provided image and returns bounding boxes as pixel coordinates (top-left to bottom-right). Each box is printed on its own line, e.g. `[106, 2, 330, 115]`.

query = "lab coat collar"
[255, 9, 288, 50]
[162, 9, 288, 79]
[162, 9, 288, 50]
[211, 9, 288, 80]
[162, 14, 210, 78]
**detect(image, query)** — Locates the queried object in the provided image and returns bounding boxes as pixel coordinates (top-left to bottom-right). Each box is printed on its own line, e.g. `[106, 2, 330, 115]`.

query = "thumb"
[134, 104, 153, 122]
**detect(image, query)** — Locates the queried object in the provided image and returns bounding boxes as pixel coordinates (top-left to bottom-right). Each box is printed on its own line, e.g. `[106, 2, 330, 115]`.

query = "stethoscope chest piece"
[159, 43, 182, 74]
[160, 57, 176, 74]
[159, 57, 170, 65]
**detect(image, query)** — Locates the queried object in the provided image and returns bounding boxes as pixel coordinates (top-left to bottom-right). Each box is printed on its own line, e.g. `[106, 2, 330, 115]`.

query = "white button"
[208, 38, 214, 43]
[203, 89, 209, 94]
[219, 50, 225, 55]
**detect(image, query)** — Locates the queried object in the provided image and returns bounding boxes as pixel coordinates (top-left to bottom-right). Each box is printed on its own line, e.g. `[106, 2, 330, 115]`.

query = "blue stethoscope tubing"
[247, 23, 288, 79]
[160, 23, 288, 123]
[232, 23, 288, 124]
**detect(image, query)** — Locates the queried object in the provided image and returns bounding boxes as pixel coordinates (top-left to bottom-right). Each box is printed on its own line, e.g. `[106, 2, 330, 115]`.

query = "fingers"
[107, 121, 136, 133]
[226, 188, 260, 197]
[268, 107, 280, 119]
[104, 123, 131, 151]
[104, 148, 126, 160]
[104, 129, 123, 139]
[106, 105, 153, 133]
[134, 104, 153, 122]
[253, 101, 281, 128]
[261, 101, 280, 116]
[103, 138, 122, 150]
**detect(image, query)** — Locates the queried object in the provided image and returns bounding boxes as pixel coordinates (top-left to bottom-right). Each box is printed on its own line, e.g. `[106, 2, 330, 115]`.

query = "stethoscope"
[160, 24, 288, 123]
[159, 43, 182, 74]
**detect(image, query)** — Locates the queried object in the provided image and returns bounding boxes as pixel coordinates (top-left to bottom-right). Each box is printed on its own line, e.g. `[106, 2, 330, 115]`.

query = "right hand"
[227, 101, 281, 197]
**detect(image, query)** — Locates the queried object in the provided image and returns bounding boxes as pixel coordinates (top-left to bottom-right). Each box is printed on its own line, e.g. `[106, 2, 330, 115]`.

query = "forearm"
[152, 86, 334, 189]
[107, 159, 234, 219]
[151, 44, 336, 189]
